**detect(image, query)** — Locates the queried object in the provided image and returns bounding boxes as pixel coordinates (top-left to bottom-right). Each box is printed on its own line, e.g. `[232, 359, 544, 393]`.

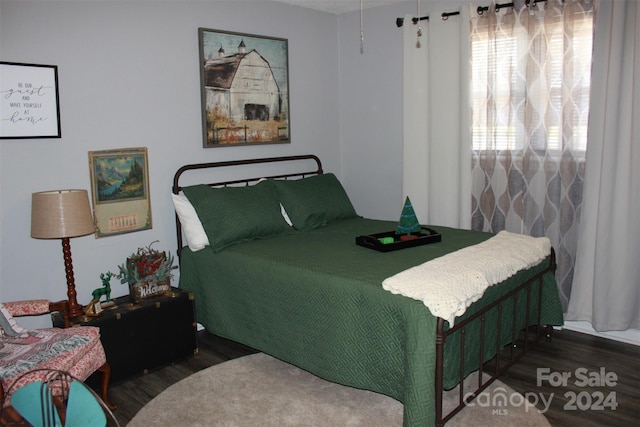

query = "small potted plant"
[114, 241, 176, 303]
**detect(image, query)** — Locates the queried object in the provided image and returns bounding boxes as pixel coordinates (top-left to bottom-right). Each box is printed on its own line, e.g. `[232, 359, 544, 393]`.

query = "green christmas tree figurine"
[396, 196, 422, 236]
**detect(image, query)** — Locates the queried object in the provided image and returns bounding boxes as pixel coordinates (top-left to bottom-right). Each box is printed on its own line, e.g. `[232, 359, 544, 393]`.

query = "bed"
[172, 155, 564, 427]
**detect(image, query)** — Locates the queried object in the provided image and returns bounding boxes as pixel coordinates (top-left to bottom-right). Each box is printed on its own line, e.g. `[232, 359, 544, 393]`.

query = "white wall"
[337, 3, 405, 221]
[0, 0, 342, 326]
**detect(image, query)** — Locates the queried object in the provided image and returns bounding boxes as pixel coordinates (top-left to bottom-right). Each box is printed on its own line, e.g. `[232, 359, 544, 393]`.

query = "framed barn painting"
[198, 28, 290, 147]
[88, 147, 152, 237]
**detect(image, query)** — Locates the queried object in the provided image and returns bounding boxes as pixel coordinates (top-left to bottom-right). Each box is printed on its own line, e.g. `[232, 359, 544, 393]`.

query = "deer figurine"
[92, 272, 113, 302]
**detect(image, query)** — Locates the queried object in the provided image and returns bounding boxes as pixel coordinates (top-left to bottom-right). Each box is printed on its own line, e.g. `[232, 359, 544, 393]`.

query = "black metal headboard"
[172, 154, 323, 258]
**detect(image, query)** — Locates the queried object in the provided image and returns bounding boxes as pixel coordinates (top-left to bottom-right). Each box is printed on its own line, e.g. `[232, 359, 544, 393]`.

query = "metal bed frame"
[172, 154, 555, 426]
[434, 255, 555, 425]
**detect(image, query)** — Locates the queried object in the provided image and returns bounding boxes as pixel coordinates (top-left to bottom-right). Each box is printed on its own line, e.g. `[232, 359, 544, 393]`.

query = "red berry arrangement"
[113, 240, 175, 285]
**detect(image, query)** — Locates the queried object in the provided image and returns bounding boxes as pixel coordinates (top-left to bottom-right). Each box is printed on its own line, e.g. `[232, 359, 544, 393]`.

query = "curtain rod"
[396, 0, 548, 27]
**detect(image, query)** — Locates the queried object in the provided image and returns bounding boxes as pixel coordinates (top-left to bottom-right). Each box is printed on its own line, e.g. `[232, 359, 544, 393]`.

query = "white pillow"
[0, 304, 28, 337]
[280, 202, 293, 226]
[171, 192, 210, 252]
[258, 178, 293, 226]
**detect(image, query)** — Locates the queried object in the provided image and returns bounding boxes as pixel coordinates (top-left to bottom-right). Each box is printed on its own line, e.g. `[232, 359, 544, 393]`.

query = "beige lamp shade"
[31, 189, 95, 239]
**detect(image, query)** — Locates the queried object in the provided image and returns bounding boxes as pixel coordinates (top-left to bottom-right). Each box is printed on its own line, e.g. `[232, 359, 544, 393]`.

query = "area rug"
[128, 353, 550, 427]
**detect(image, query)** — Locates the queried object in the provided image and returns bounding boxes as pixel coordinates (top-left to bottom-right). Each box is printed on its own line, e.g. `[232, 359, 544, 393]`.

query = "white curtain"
[402, 8, 471, 229]
[566, 0, 640, 331]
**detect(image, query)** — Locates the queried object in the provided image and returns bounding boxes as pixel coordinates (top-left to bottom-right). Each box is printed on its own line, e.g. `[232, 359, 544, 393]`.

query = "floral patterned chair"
[0, 299, 113, 419]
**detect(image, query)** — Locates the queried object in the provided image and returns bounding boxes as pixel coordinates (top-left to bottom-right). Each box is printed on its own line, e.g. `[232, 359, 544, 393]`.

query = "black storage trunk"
[52, 287, 197, 383]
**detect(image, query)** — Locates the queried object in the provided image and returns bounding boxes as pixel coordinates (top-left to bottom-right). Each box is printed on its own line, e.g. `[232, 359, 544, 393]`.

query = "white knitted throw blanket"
[382, 231, 551, 326]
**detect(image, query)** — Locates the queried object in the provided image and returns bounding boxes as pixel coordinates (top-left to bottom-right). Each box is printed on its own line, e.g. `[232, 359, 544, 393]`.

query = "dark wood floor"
[491, 329, 639, 426]
[105, 329, 639, 426]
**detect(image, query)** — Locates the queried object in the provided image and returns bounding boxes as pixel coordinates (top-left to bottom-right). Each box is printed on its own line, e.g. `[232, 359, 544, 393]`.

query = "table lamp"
[31, 189, 95, 319]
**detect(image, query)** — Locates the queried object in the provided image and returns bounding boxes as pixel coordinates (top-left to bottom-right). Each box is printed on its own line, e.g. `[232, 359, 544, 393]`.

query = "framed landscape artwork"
[88, 147, 152, 237]
[198, 28, 290, 147]
[0, 62, 61, 139]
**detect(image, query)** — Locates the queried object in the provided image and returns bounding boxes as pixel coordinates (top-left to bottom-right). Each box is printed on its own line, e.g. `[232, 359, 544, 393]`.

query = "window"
[470, 5, 593, 153]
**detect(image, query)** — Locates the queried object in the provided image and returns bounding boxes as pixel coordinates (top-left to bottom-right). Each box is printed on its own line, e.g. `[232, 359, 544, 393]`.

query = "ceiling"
[267, 0, 406, 15]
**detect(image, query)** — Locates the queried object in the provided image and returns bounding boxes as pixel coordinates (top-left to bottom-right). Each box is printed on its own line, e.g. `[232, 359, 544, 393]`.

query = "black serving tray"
[356, 227, 441, 252]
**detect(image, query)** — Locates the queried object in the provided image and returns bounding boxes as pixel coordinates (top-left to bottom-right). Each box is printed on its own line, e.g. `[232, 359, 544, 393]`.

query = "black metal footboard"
[434, 248, 557, 427]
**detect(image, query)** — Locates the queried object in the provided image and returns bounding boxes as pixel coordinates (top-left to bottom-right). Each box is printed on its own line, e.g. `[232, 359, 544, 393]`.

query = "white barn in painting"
[203, 42, 282, 122]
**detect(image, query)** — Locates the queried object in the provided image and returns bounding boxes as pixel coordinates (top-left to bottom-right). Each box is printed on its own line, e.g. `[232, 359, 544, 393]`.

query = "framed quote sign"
[0, 62, 61, 139]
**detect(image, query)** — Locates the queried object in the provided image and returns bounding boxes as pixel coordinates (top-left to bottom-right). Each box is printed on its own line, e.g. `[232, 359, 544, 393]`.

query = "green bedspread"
[179, 218, 564, 426]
